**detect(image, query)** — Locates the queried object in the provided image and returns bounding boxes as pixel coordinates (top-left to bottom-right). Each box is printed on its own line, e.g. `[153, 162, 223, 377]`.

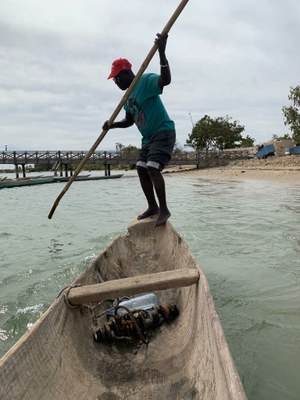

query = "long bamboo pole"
[48, 0, 190, 219]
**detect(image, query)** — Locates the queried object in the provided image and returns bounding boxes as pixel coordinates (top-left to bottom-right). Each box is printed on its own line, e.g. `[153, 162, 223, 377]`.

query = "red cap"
[108, 58, 132, 79]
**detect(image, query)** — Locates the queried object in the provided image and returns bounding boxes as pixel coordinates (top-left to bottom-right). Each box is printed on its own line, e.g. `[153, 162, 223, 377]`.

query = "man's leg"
[146, 166, 171, 226]
[136, 165, 159, 220]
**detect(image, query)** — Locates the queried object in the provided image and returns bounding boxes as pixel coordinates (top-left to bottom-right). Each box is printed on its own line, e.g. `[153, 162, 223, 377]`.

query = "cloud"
[0, 0, 299, 152]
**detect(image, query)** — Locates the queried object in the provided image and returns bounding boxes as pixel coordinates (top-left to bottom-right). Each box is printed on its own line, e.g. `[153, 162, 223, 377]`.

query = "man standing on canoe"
[103, 33, 176, 227]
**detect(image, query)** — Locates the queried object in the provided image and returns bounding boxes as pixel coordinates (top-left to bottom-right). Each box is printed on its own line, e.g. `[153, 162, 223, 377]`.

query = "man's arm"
[156, 33, 171, 89]
[102, 112, 134, 131]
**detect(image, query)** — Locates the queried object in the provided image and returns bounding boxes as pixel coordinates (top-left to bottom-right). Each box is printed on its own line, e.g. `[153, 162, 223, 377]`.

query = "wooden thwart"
[68, 268, 199, 305]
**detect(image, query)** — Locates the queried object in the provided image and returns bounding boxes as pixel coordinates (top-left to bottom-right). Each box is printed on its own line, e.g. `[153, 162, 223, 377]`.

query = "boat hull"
[0, 219, 247, 399]
[53, 173, 123, 183]
[0, 176, 55, 189]
[0, 174, 123, 189]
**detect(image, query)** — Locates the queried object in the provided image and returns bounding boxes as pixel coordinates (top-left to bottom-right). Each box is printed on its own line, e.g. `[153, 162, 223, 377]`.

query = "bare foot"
[137, 207, 159, 220]
[155, 209, 171, 227]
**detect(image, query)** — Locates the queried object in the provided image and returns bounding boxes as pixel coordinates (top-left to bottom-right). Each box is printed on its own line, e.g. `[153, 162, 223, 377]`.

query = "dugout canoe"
[0, 219, 247, 400]
[0, 174, 123, 189]
[0, 176, 56, 189]
[53, 173, 124, 183]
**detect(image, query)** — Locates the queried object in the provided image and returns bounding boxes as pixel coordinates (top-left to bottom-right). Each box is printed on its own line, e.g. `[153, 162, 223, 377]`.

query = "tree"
[172, 142, 185, 157]
[272, 134, 292, 141]
[122, 144, 139, 157]
[186, 115, 245, 151]
[282, 86, 300, 145]
[240, 135, 255, 148]
[115, 143, 139, 157]
[115, 142, 125, 154]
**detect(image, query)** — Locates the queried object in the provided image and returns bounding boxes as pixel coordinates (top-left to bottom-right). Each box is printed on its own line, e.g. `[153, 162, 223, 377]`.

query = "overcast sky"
[0, 0, 299, 152]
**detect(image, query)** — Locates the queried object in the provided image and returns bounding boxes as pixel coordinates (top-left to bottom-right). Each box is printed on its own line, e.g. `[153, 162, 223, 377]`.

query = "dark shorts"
[137, 130, 176, 170]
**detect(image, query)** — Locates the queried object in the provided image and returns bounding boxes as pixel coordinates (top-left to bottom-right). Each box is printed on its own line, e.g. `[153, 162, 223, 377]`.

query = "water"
[1, 171, 300, 399]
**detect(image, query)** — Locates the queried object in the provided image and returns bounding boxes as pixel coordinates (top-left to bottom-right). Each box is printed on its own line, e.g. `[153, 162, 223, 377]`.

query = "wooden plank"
[67, 268, 199, 305]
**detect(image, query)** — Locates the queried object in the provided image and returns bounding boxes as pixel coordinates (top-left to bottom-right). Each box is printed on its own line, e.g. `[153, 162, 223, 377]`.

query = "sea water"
[0, 170, 300, 400]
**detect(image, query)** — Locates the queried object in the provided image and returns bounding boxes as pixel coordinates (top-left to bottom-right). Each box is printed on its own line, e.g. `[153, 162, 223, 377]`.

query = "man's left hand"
[155, 33, 168, 52]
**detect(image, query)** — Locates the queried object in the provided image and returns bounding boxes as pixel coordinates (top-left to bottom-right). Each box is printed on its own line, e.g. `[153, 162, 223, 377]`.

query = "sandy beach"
[167, 155, 300, 184]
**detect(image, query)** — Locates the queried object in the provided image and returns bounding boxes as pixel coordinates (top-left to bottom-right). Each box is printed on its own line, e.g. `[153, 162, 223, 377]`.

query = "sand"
[166, 155, 300, 184]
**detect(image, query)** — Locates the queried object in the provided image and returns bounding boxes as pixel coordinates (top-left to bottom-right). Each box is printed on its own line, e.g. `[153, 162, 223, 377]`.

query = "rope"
[57, 284, 82, 309]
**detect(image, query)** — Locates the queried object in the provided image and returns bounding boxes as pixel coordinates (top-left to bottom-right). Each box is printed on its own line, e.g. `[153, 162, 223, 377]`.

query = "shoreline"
[165, 156, 300, 184]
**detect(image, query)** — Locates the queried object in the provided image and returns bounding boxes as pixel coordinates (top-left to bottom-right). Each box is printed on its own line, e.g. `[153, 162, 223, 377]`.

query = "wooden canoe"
[0, 219, 247, 400]
[0, 176, 56, 189]
[0, 174, 123, 189]
[53, 173, 124, 183]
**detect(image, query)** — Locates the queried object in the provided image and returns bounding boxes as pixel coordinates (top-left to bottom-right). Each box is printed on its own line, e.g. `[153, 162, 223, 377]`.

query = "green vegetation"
[272, 134, 292, 141]
[282, 86, 300, 145]
[186, 115, 254, 151]
[240, 135, 255, 148]
[120, 144, 139, 158]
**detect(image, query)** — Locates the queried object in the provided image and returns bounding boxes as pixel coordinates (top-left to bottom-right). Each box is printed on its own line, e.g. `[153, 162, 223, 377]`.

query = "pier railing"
[0, 149, 254, 178]
[0, 149, 253, 166]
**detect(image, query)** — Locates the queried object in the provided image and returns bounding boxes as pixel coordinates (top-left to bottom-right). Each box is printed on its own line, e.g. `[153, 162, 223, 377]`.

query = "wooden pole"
[67, 268, 199, 305]
[48, 0, 190, 219]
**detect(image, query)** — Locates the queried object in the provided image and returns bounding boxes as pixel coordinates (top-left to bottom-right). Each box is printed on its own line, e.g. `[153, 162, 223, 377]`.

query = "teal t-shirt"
[124, 73, 175, 145]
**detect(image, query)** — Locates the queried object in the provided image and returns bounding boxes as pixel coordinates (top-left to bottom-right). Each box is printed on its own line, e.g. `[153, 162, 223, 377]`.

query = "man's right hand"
[102, 121, 112, 131]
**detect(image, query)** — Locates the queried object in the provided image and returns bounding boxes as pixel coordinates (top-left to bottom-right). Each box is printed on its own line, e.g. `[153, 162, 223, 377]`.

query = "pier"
[0, 149, 252, 178]
[0, 150, 132, 178]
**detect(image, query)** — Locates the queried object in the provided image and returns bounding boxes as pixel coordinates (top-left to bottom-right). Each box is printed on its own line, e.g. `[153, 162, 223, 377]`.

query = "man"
[103, 33, 176, 227]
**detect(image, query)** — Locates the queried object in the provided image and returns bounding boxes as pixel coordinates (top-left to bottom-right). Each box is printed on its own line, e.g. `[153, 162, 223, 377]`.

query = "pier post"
[22, 164, 26, 177]
[15, 164, 19, 179]
[13, 151, 19, 178]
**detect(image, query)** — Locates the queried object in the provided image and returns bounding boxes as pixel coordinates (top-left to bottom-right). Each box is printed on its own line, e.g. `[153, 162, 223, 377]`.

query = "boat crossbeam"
[67, 268, 200, 305]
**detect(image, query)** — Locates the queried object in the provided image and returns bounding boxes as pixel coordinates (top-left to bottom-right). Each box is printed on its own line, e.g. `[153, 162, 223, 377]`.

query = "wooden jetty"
[0, 149, 254, 179]
[0, 150, 201, 179]
[0, 151, 128, 179]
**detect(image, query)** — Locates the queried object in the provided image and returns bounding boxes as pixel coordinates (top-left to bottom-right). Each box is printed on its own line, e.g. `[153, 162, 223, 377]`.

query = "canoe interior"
[0, 219, 246, 400]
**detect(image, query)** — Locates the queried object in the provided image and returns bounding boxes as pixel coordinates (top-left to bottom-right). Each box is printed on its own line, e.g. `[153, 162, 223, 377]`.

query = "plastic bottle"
[106, 293, 158, 317]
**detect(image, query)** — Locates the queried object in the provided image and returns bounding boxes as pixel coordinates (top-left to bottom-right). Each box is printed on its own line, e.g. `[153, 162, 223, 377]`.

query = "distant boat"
[0, 174, 123, 189]
[53, 173, 124, 183]
[288, 145, 300, 155]
[255, 144, 275, 159]
[0, 176, 56, 189]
